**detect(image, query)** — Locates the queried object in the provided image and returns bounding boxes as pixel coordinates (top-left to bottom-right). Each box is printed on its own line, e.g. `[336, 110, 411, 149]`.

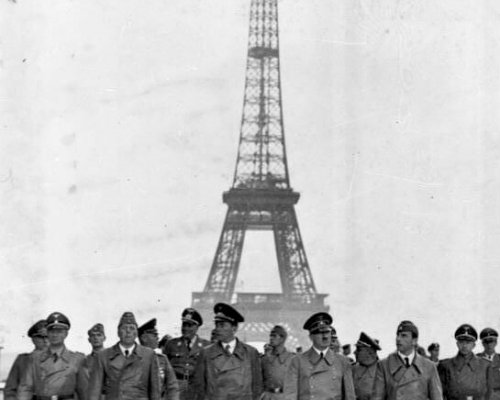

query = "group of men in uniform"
[5, 305, 500, 400]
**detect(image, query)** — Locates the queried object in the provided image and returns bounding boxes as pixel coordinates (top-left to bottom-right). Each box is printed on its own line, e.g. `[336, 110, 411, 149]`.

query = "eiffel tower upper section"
[232, 0, 290, 192]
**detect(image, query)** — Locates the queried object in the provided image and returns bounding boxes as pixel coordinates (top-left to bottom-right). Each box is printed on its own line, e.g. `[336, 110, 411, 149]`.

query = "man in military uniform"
[81, 323, 107, 399]
[477, 328, 500, 399]
[428, 343, 440, 363]
[138, 318, 179, 400]
[164, 308, 209, 400]
[342, 344, 355, 364]
[330, 328, 341, 354]
[88, 311, 161, 400]
[18, 312, 86, 400]
[192, 303, 263, 400]
[438, 324, 490, 400]
[352, 332, 380, 400]
[4, 320, 48, 400]
[372, 320, 442, 400]
[283, 312, 355, 400]
[261, 325, 294, 399]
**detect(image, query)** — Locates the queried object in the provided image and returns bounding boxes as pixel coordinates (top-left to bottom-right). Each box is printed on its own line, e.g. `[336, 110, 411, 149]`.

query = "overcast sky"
[1, 0, 500, 374]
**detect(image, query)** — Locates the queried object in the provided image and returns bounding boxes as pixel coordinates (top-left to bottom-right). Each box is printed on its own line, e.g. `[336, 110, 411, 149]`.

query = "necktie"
[125, 349, 129, 357]
[52, 353, 58, 363]
[404, 357, 410, 368]
[186, 338, 191, 351]
[224, 344, 231, 356]
[320, 352, 324, 360]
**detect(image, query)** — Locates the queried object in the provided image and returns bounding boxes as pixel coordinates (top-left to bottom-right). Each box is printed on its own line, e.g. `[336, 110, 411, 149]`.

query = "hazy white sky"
[1, 0, 500, 373]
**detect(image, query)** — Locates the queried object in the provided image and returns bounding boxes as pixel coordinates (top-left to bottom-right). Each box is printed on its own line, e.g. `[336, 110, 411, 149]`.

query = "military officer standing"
[81, 323, 107, 400]
[261, 325, 294, 399]
[138, 318, 179, 400]
[352, 332, 380, 400]
[438, 324, 490, 400]
[18, 312, 86, 400]
[283, 312, 355, 400]
[88, 311, 161, 400]
[4, 320, 48, 400]
[477, 328, 500, 400]
[428, 343, 440, 363]
[192, 303, 263, 400]
[372, 320, 442, 400]
[164, 308, 209, 400]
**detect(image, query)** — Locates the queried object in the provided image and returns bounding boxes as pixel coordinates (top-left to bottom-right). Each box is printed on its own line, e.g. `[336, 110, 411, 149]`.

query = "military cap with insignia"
[480, 327, 498, 341]
[182, 308, 203, 326]
[356, 332, 381, 351]
[303, 312, 333, 334]
[396, 320, 419, 338]
[270, 325, 287, 339]
[27, 320, 47, 338]
[455, 323, 478, 341]
[213, 303, 244, 325]
[88, 323, 105, 336]
[138, 318, 158, 336]
[118, 311, 138, 327]
[427, 342, 439, 352]
[46, 312, 71, 330]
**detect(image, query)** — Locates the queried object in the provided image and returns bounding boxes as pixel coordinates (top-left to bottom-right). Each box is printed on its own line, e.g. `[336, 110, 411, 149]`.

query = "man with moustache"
[438, 324, 490, 400]
[283, 312, 355, 400]
[18, 312, 86, 400]
[372, 320, 442, 400]
[4, 320, 48, 400]
[138, 318, 179, 400]
[352, 332, 380, 400]
[165, 308, 209, 400]
[192, 303, 262, 400]
[88, 311, 161, 400]
[261, 325, 294, 399]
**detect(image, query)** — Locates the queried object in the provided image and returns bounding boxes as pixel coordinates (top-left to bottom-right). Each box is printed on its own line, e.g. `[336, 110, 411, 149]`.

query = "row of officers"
[4, 304, 500, 400]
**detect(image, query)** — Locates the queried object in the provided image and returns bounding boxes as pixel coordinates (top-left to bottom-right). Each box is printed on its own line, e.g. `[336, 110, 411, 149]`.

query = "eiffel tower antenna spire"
[192, 0, 328, 347]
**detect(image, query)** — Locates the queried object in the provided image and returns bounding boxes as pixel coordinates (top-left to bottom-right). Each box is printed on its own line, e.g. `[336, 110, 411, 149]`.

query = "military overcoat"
[261, 347, 294, 400]
[4, 353, 33, 400]
[283, 347, 356, 400]
[192, 339, 263, 400]
[17, 346, 86, 400]
[438, 354, 490, 400]
[88, 343, 161, 400]
[352, 362, 377, 400]
[371, 352, 443, 400]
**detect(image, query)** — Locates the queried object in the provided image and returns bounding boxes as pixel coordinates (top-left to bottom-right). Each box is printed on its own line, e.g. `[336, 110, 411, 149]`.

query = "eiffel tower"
[192, 0, 328, 349]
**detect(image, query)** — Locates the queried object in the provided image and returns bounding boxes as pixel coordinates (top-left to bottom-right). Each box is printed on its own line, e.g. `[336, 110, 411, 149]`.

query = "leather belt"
[265, 388, 283, 393]
[34, 396, 74, 400]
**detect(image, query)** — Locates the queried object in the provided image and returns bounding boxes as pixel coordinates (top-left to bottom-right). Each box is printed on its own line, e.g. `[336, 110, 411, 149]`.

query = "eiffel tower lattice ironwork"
[192, 0, 328, 347]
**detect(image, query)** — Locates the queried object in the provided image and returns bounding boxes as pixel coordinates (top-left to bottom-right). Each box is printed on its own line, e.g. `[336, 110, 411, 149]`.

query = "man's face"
[140, 332, 159, 349]
[482, 338, 497, 354]
[215, 320, 236, 343]
[457, 339, 475, 356]
[310, 330, 331, 350]
[118, 323, 138, 347]
[47, 327, 68, 347]
[396, 331, 417, 355]
[342, 346, 351, 356]
[429, 348, 440, 359]
[32, 335, 49, 351]
[269, 332, 285, 348]
[354, 346, 377, 366]
[330, 337, 340, 352]
[181, 321, 198, 339]
[88, 332, 106, 350]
